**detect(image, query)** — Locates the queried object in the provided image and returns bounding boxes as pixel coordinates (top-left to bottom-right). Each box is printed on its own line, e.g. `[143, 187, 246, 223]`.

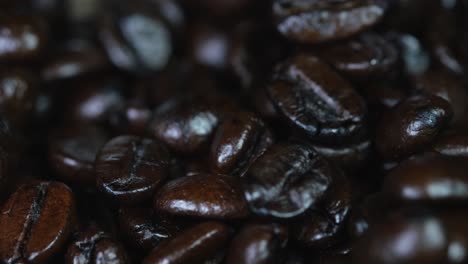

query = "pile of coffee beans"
[1, 0, 468, 263]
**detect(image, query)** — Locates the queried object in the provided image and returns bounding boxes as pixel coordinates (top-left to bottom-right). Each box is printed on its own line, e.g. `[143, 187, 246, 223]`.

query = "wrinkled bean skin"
[143, 222, 232, 264]
[225, 223, 288, 264]
[273, 0, 388, 43]
[65, 226, 130, 264]
[210, 112, 273, 177]
[352, 211, 468, 264]
[244, 142, 334, 218]
[0, 181, 76, 264]
[376, 95, 453, 160]
[319, 33, 398, 78]
[96, 136, 172, 205]
[268, 55, 367, 143]
[383, 153, 468, 203]
[118, 207, 180, 252]
[48, 127, 108, 186]
[0, 15, 47, 61]
[154, 173, 249, 219]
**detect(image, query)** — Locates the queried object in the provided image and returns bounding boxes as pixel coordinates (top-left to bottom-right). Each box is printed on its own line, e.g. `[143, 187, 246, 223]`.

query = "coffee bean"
[154, 173, 249, 219]
[210, 112, 273, 177]
[273, 0, 388, 43]
[108, 101, 152, 136]
[48, 127, 108, 186]
[0, 181, 76, 263]
[311, 140, 371, 172]
[65, 225, 130, 264]
[188, 23, 230, 70]
[0, 15, 47, 61]
[244, 142, 334, 218]
[376, 94, 453, 160]
[96, 135, 172, 205]
[143, 222, 232, 264]
[118, 207, 180, 252]
[320, 33, 398, 78]
[432, 131, 468, 157]
[225, 223, 288, 264]
[268, 55, 367, 143]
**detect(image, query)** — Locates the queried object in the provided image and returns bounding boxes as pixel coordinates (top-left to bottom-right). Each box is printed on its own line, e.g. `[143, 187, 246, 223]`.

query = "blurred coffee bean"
[188, 23, 230, 70]
[273, 0, 388, 43]
[109, 101, 152, 136]
[268, 55, 367, 143]
[65, 225, 130, 264]
[432, 131, 468, 157]
[96, 135, 172, 205]
[154, 173, 249, 219]
[210, 112, 273, 177]
[0, 181, 76, 264]
[376, 94, 453, 160]
[225, 223, 288, 264]
[143, 222, 232, 264]
[244, 142, 334, 218]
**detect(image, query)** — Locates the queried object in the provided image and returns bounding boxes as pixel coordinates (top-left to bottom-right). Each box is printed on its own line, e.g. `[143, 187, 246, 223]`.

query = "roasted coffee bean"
[210, 112, 273, 177]
[319, 33, 398, 78]
[411, 68, 468, 126]
[311, 140, 371, 172]
[109, 101, 152, 136]
[118, 207, 180, 252]
[0, 15, 47, 61]
[272, 0, 388, 43]
[0, 181, 76, 264]
[96, 135, 172, 205]
[393, 33, 430, 75]
[383, 153, 468, 203]
[352, 210, 468, 264]
[148, 99, 222, 154]
[0, 68, 38, 127]
[432, 131, 468, 157]
[225, 223, 288, 264]
[64, 78, 124, 125]
[65, 225, 130, 264]
[268, 55, 366, 143]
[49, 127, 108, 186]
[244, 142, 334, 218]
[376, 94, 453, 160]
[98, 1, 180, 73]
[154, 173, 249, 219]
[41, 40, 109, 81]
[188, 23, 230, 70]
[143, 221, 232, 264]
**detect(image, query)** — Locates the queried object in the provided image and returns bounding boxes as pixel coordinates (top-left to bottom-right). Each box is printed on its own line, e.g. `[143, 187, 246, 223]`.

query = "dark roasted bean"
[65, 225, 130, 264]
[273, 0, 388, 43]
[311, 140, 371, 172]
[143, 221, 232, 264]
[0, 181, 76, 264]
[225, 223, 288, 264]
[268, 55, 367, 143]
[432, 131, 468, 157]
[210, 112, 273, 177]
[154, 173, 249, 219]
[109, 101, 152, 136]
[376, 94, 453, 160]
[96, 135, 172, 205]
[244, 142, 334, 218]
[188, 23, 230, 70]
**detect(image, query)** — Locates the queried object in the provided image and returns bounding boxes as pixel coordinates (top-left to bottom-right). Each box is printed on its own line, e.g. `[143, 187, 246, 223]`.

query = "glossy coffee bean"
[0, 15, 47, 61]
[411, 69, 468, 126]
[41, 40, 109, 81]
[65, 225, 130, 264]
[154, 173, 249, 219]
[383, 153, 468, 203]
[109, 101, 152, 136]
[244, 142, 334, 218]
[148, 100, 222, 154]
[48, 127, 108, 186]
[98, 1, 179, 73]
[0, 181, 76, 264]
[311, 140, 371, 172]
[273, 0, 388, 43]
[352, 210, 468, 264]
[0, 68, 38, 126]
[96, 135, 172, 205]
[210, 112, 273, 177]
[376, 94, 453, 160]
[225, 223, 288, 264]
[320, 33, 398, 78]
[143, 221, 232, 264]
[268, 55, 366, 143]
[432, 131, 468, 157]
[118, 207, 180, 252]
